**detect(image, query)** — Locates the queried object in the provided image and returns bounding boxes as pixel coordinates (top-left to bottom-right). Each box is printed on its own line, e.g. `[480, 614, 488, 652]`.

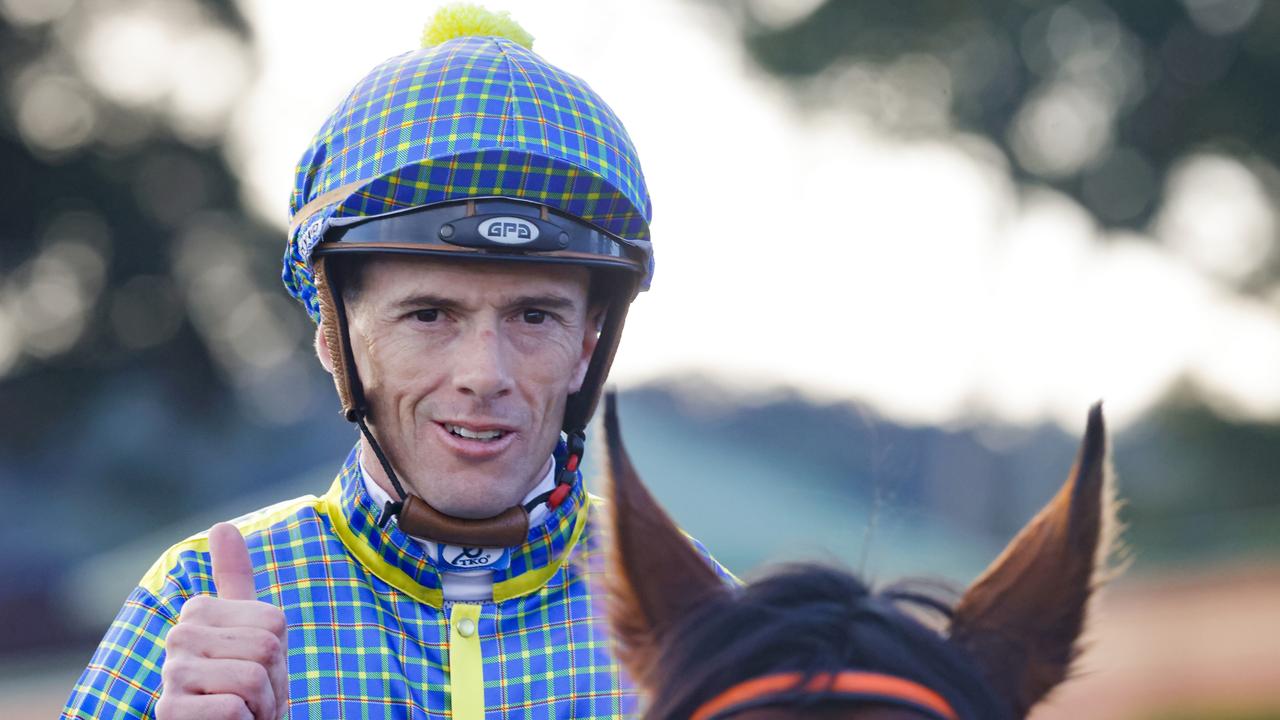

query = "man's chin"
[409, 473, 529, 520]
[419, 491, 526, 519]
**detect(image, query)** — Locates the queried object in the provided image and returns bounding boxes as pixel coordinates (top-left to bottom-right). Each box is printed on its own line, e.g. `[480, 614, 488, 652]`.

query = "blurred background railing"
[2, 1, 1278, 718]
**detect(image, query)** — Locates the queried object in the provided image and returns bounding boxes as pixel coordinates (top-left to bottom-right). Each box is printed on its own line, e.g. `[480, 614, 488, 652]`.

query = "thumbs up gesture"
[157, 523, 289, 720]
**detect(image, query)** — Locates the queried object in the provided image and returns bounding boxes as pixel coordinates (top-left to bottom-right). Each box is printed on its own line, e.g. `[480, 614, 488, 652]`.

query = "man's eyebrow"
[504, 294, 578, 311]
[390, 294, 466, 311]
[387, 293, 580, 311]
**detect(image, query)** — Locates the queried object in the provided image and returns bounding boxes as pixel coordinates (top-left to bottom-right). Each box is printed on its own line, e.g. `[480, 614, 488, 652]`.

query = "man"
[63, 6, 729, 718]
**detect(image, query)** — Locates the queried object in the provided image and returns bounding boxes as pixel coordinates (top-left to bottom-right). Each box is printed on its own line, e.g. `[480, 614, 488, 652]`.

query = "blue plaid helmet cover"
[283, 32, 655, 322]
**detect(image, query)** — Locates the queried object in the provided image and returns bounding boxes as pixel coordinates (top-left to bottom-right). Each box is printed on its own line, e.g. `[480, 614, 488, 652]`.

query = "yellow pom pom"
[421, 3, 534, 50]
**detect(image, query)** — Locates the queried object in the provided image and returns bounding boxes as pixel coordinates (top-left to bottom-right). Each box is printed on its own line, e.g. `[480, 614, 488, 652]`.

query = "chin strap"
[520, 430, 585, 514]
[357, 414, 408, 527]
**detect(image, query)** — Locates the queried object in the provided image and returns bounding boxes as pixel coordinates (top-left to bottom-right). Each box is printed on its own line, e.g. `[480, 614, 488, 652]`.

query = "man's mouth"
[443, 423, 508, 442]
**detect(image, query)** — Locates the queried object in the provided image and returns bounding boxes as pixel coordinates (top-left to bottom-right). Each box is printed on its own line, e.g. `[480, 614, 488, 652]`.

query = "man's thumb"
[209, 522, 256, 601]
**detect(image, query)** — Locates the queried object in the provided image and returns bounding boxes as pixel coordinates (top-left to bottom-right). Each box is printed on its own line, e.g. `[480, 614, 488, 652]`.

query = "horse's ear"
[603, 392, 727, 692]
[950, 403, 1121, 716]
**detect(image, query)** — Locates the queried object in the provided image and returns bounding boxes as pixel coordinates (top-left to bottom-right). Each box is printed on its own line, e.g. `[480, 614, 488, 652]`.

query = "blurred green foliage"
[0, 0, 312, 451]
[701, 0, 1280, 292]
[0, 0, 346, 654]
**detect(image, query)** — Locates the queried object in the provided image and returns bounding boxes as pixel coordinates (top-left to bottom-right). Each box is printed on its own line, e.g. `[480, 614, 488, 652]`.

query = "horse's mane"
[641, 563, 1014, 720]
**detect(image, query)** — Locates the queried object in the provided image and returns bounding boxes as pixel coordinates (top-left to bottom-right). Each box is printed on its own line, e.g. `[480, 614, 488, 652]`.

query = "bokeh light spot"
[1182, 0, 1262, 36]
[15, 73, 97, 156]
[1157, 153, 1276, 283]
[1010, 80, 1114, 178]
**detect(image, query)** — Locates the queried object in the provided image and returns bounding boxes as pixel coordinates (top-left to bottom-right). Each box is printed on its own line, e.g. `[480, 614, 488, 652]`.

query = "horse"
[601, 393, 1120, 720]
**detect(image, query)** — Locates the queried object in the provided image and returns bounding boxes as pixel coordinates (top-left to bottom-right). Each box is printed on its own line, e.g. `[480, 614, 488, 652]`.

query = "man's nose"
[452, 324, 514, 400]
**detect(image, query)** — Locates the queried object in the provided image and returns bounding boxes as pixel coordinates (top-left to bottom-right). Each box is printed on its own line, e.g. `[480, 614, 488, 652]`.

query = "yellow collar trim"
[495, 492, 591, 603]
[322, 480, 591, 608]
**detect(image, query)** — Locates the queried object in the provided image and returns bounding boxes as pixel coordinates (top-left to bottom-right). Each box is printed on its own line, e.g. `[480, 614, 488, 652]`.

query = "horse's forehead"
[729, 707, 937, 719]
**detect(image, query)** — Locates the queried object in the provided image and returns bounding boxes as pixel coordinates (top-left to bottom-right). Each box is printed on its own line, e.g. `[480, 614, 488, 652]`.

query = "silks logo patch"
[479, 216, 539, 245]
[435, 544, 512, 571]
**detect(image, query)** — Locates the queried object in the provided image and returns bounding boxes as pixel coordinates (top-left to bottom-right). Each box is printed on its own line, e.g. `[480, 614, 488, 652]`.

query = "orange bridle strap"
[689, 670, 960, 720]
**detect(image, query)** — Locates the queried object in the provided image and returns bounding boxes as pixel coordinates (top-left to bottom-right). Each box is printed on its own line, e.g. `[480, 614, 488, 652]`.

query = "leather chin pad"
[398, 495, 531, 547]
[313, 258, 359, 419]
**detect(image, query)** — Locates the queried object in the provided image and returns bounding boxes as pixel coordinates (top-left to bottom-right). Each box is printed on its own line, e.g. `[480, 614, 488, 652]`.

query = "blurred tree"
[699, 0, 1280, 293]
[0, 0, 313, 456]
[0, 0, 345, 654]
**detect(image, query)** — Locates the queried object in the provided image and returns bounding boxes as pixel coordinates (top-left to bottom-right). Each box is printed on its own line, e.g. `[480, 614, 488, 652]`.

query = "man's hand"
[156, 523, 289, 720]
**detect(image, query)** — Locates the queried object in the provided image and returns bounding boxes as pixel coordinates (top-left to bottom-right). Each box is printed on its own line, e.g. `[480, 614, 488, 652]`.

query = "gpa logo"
[479, 216, 540, 245]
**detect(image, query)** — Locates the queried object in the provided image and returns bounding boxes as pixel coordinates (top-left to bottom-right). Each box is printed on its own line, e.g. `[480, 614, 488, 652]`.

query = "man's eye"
[413, 309, 439, 323]
[523, 309, 547, 324]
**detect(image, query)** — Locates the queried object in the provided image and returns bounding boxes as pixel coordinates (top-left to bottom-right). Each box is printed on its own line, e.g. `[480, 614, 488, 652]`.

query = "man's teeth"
[446, 424, 505, 440]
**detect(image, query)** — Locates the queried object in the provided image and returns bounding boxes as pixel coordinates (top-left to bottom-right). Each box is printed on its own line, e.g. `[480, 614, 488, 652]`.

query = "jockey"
[63, 5, 730, 718]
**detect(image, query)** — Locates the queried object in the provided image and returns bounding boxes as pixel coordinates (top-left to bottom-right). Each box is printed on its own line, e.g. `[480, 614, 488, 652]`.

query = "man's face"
[336, 255, 598, 519]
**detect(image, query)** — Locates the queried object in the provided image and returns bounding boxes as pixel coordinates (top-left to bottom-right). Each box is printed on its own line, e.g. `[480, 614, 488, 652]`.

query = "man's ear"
[949, 403, 1122, 716]
[314, 321, 335, 375]
[603, 392, 727, 693]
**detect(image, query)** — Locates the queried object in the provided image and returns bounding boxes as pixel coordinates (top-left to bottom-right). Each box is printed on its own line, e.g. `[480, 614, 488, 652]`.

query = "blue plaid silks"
[63, 442, 733, 719]
[284, 35, 656, 323]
